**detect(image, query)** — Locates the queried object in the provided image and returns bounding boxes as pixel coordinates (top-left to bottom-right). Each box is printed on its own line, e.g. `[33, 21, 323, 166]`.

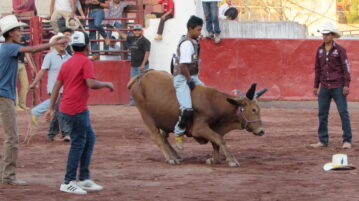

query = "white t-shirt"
[55, 0, 81, 12]
[201, 0, 221, 2]
[179, 40, 195, 64]
[219, 3, 234, 19]
[41, 50, 71, 94]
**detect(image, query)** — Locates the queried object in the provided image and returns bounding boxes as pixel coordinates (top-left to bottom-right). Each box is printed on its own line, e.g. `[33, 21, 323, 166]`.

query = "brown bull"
[127, 70, 266, 167]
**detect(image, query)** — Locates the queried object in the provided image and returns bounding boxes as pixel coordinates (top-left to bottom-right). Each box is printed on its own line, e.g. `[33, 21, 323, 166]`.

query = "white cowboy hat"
[320, 21, 341, 38]
[66, 17, 81, 30]
[323, 154, 356, 171]
[0, 15, 28, 37]
[49, 33, 65, 50]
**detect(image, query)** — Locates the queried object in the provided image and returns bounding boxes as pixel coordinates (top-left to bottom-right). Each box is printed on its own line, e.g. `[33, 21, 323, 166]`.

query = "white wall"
[144, 0, 197, 72]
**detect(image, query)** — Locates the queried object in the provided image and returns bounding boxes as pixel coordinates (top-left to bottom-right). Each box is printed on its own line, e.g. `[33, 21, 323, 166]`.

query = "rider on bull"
[172, 15, 204, 150]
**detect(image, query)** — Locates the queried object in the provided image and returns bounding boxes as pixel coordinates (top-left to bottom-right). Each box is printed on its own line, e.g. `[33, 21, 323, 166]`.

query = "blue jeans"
[129, 64, 149, 104]
[173, 74, 203, 135]
[61, 110, 96, 184]
[173, 74, 203, 110]
[104, 22, 123, 51]
[89, 9, 107, 55]
[317, 86, 352, 145]
[202, 2, 221, 34]
[31, 99, 50, 117]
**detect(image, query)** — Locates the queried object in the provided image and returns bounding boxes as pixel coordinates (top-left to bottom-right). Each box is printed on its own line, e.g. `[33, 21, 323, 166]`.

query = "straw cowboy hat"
[0, 15, 28, 37]
[49, 33, 66, 50]
[66, 17, 81, 30]
[323, 154, 356, 171]
[320, 21, 341, 38]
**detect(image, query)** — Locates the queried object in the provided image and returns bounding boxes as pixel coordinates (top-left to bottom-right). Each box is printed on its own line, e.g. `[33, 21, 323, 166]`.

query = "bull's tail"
[126, 69, 154, 89]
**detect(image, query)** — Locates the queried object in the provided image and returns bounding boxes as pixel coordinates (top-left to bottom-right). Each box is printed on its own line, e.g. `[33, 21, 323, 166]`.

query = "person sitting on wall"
[145, 0, 175, 41]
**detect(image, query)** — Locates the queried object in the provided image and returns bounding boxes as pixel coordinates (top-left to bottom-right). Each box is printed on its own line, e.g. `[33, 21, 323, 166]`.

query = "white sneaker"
[77, 179, 103, 191]
[60, 181, 87, 195]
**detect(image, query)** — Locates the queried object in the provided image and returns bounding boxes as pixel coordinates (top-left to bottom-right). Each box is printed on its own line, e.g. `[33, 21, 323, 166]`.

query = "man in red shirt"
[311, 22, 352, 149]
[147, 0, 175, 40]
[45, 31, 114, 194]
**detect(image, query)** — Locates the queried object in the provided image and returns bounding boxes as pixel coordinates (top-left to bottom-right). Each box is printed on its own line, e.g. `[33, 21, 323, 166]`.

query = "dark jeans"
[202, 2, 221, 34]
[48, 95, 70, 139]
[89, 9, 107, 55]
[317, 86, 352, 145]
[61, 110, 96, 184]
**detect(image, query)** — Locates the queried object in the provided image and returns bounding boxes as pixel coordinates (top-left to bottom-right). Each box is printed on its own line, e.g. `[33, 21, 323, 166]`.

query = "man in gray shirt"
[29, 33, 71, 141]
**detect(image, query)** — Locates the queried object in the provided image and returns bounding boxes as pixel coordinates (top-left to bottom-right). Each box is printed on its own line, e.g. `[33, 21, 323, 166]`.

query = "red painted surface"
[35, 60, 131, 105]
[88, 61, 131, 104]
[200, 38, 359, 101]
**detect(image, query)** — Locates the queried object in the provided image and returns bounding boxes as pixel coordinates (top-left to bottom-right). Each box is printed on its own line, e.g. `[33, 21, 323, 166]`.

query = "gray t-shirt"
[41, 50, 71, 94]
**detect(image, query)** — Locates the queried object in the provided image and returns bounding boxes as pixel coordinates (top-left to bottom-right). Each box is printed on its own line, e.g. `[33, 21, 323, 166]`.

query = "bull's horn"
[255, 88, 268, 98]
[246, 83, 257, 100]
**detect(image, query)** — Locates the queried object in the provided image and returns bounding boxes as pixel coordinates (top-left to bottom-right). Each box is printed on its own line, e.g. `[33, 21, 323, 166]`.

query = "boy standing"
[45, 31, 114, 194]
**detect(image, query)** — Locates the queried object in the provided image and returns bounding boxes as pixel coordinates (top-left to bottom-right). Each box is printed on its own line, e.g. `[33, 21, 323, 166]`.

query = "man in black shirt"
[115, 24, 151, 105]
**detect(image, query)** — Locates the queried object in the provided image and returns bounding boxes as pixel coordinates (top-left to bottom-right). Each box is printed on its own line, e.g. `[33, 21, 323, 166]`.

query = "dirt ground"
[1, 101, 359, 201]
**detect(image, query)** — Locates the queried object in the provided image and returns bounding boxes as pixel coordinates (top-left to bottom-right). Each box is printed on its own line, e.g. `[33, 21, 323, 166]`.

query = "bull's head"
[227, 83, 267, 136]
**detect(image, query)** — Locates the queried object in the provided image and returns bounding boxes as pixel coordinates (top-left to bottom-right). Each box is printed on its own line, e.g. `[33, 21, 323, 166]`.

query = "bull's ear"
[227, 98, 245, 107]
[246, 83, 257, 100]
[255, 88, 268, 99]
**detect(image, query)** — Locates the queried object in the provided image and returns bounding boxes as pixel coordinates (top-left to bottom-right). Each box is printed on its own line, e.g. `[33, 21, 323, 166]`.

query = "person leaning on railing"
[86, 0, 111, 61]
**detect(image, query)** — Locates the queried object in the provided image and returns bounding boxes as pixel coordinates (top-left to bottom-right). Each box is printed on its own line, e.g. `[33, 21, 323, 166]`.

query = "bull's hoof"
[227, 159, 240, 167]
[205, 158, 220, 164]
[167, 158, 181, 165]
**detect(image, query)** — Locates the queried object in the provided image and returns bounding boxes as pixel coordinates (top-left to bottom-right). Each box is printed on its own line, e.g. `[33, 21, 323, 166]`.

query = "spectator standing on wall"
[115, 24, 151, 105]
[201, 0, 221, 43]
[29, 33, 71, 142]
[0, 15, 68, 186]
[86, 0, 111, 61]
[45, 31, 114, 194]
[310, 22, 353, 149]
[146, 0, 175, 41]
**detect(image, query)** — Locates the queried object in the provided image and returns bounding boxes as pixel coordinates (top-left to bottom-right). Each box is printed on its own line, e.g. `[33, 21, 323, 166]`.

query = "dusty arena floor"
[1, 101, 359, 201]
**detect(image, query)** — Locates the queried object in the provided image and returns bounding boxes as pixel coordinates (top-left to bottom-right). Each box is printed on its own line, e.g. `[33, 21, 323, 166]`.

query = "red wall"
[35, 60, 131, 105]
[200, 38, 359, 101]
[88, 61, 131, 104]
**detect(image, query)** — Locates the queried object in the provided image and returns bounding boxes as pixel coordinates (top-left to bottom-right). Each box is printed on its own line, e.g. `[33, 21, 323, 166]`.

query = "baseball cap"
[133, 24, 143, 30]
[71, 31, 89, 47]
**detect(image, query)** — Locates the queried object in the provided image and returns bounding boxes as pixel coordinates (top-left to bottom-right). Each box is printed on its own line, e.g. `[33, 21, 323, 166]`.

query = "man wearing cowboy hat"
[29, 33, 71, 142]
[311, 22, 353, 149]
[0, 15, 68, 186]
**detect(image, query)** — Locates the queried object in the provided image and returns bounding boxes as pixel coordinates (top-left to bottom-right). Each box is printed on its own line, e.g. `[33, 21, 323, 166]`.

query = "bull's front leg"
[192, 121, 239, 167]
[206, 142, 221, 164]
